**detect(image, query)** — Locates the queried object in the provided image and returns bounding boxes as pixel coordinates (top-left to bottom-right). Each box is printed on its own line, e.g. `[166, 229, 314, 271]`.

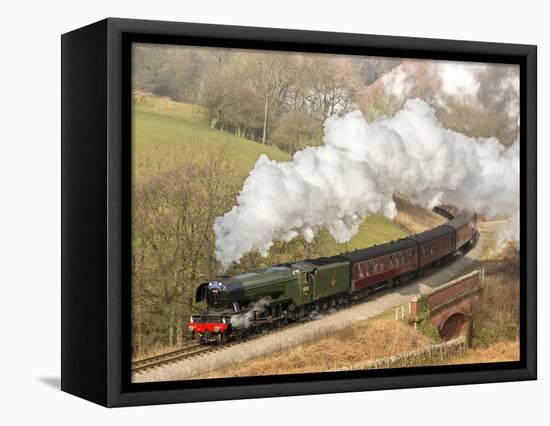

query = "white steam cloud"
[214, 99, 519, 269]
[230, 297, 271, 328]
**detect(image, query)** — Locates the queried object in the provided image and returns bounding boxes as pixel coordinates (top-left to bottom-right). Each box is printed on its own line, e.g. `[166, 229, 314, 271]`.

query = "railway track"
[131, 342, 214, 373]
[131, 316, 324, 374]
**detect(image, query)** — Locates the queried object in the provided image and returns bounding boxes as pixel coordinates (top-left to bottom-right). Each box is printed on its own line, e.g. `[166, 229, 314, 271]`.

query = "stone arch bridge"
[408, 270, 483, 342]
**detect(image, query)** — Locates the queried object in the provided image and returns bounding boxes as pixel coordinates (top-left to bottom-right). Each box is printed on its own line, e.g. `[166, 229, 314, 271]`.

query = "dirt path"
[134, 219, 508, 383]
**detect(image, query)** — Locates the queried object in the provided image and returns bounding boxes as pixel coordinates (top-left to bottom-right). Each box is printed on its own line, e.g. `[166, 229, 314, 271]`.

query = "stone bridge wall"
[409, 270, 482, 341]
[427, 271, 481, 311]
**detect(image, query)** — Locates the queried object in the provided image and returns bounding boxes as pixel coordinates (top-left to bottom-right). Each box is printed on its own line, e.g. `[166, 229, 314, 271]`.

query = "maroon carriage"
[410, 225, 456, 268]
[341, 239, 419, 293]
[447, 212, 478, 250]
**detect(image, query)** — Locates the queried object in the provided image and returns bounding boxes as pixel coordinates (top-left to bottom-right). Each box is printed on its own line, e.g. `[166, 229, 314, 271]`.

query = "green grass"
[132, 110, 290, 182]
[341, 215, 406, 250]
[133, 92, 209, 125]
[313, 215, 407, 258]
[132, 94, 406, 252]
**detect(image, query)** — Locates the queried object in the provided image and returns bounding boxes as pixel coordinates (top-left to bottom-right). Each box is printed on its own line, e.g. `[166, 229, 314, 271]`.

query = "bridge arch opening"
[439, 312, 468, 340]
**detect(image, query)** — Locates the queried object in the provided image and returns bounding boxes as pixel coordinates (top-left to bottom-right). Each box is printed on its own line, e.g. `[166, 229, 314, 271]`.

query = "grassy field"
[132, 110, 290, 182]
[132, 93, 406, 252]
[326, 215, 406, 253]
[134, 91, 210, 125]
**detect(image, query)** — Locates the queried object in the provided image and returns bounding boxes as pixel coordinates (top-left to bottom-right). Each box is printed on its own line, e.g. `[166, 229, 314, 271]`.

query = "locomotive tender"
[189, 210, 478, 344]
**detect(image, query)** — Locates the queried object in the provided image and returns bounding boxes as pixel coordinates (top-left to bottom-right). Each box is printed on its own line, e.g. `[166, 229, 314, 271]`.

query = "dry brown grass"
[472, 259, 520, 347]
[448, 340, 519, 364]
[195, 319, 433, 379]
[393, 195, 447, 234]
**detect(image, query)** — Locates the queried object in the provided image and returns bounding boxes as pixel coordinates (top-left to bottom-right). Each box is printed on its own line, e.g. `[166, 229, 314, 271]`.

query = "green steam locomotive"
[188, 210, 478, 344]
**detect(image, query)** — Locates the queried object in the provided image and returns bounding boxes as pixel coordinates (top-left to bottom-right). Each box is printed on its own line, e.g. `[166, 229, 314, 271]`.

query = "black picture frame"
[61, 17, 537, 407]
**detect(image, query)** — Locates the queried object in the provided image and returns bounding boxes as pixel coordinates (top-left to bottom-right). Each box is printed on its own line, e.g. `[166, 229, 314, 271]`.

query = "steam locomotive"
[188, 210, 478, 344]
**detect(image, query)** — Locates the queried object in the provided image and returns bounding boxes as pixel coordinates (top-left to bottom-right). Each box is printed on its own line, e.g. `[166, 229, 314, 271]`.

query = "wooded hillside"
[131, 95, 406, 356]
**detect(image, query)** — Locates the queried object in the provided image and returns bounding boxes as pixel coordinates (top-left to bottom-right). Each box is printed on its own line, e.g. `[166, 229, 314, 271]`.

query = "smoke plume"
[214, 99, 519, 269]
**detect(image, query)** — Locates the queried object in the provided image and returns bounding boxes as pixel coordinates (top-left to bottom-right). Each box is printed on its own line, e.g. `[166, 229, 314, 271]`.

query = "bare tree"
[132, 146, 241, 352]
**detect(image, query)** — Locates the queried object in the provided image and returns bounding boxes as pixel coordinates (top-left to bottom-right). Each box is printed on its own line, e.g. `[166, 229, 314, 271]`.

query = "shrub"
[415, 296, 442, 343]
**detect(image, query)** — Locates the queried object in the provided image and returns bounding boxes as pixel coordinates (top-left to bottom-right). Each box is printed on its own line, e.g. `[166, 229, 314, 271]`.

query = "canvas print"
[130, 43, 520, 383]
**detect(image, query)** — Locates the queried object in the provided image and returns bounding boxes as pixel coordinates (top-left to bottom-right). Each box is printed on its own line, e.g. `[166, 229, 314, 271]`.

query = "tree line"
[133, 45, 398, 153]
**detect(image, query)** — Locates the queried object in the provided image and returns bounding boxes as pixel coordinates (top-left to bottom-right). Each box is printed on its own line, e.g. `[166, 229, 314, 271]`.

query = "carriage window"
[368, 262, 374, 275]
